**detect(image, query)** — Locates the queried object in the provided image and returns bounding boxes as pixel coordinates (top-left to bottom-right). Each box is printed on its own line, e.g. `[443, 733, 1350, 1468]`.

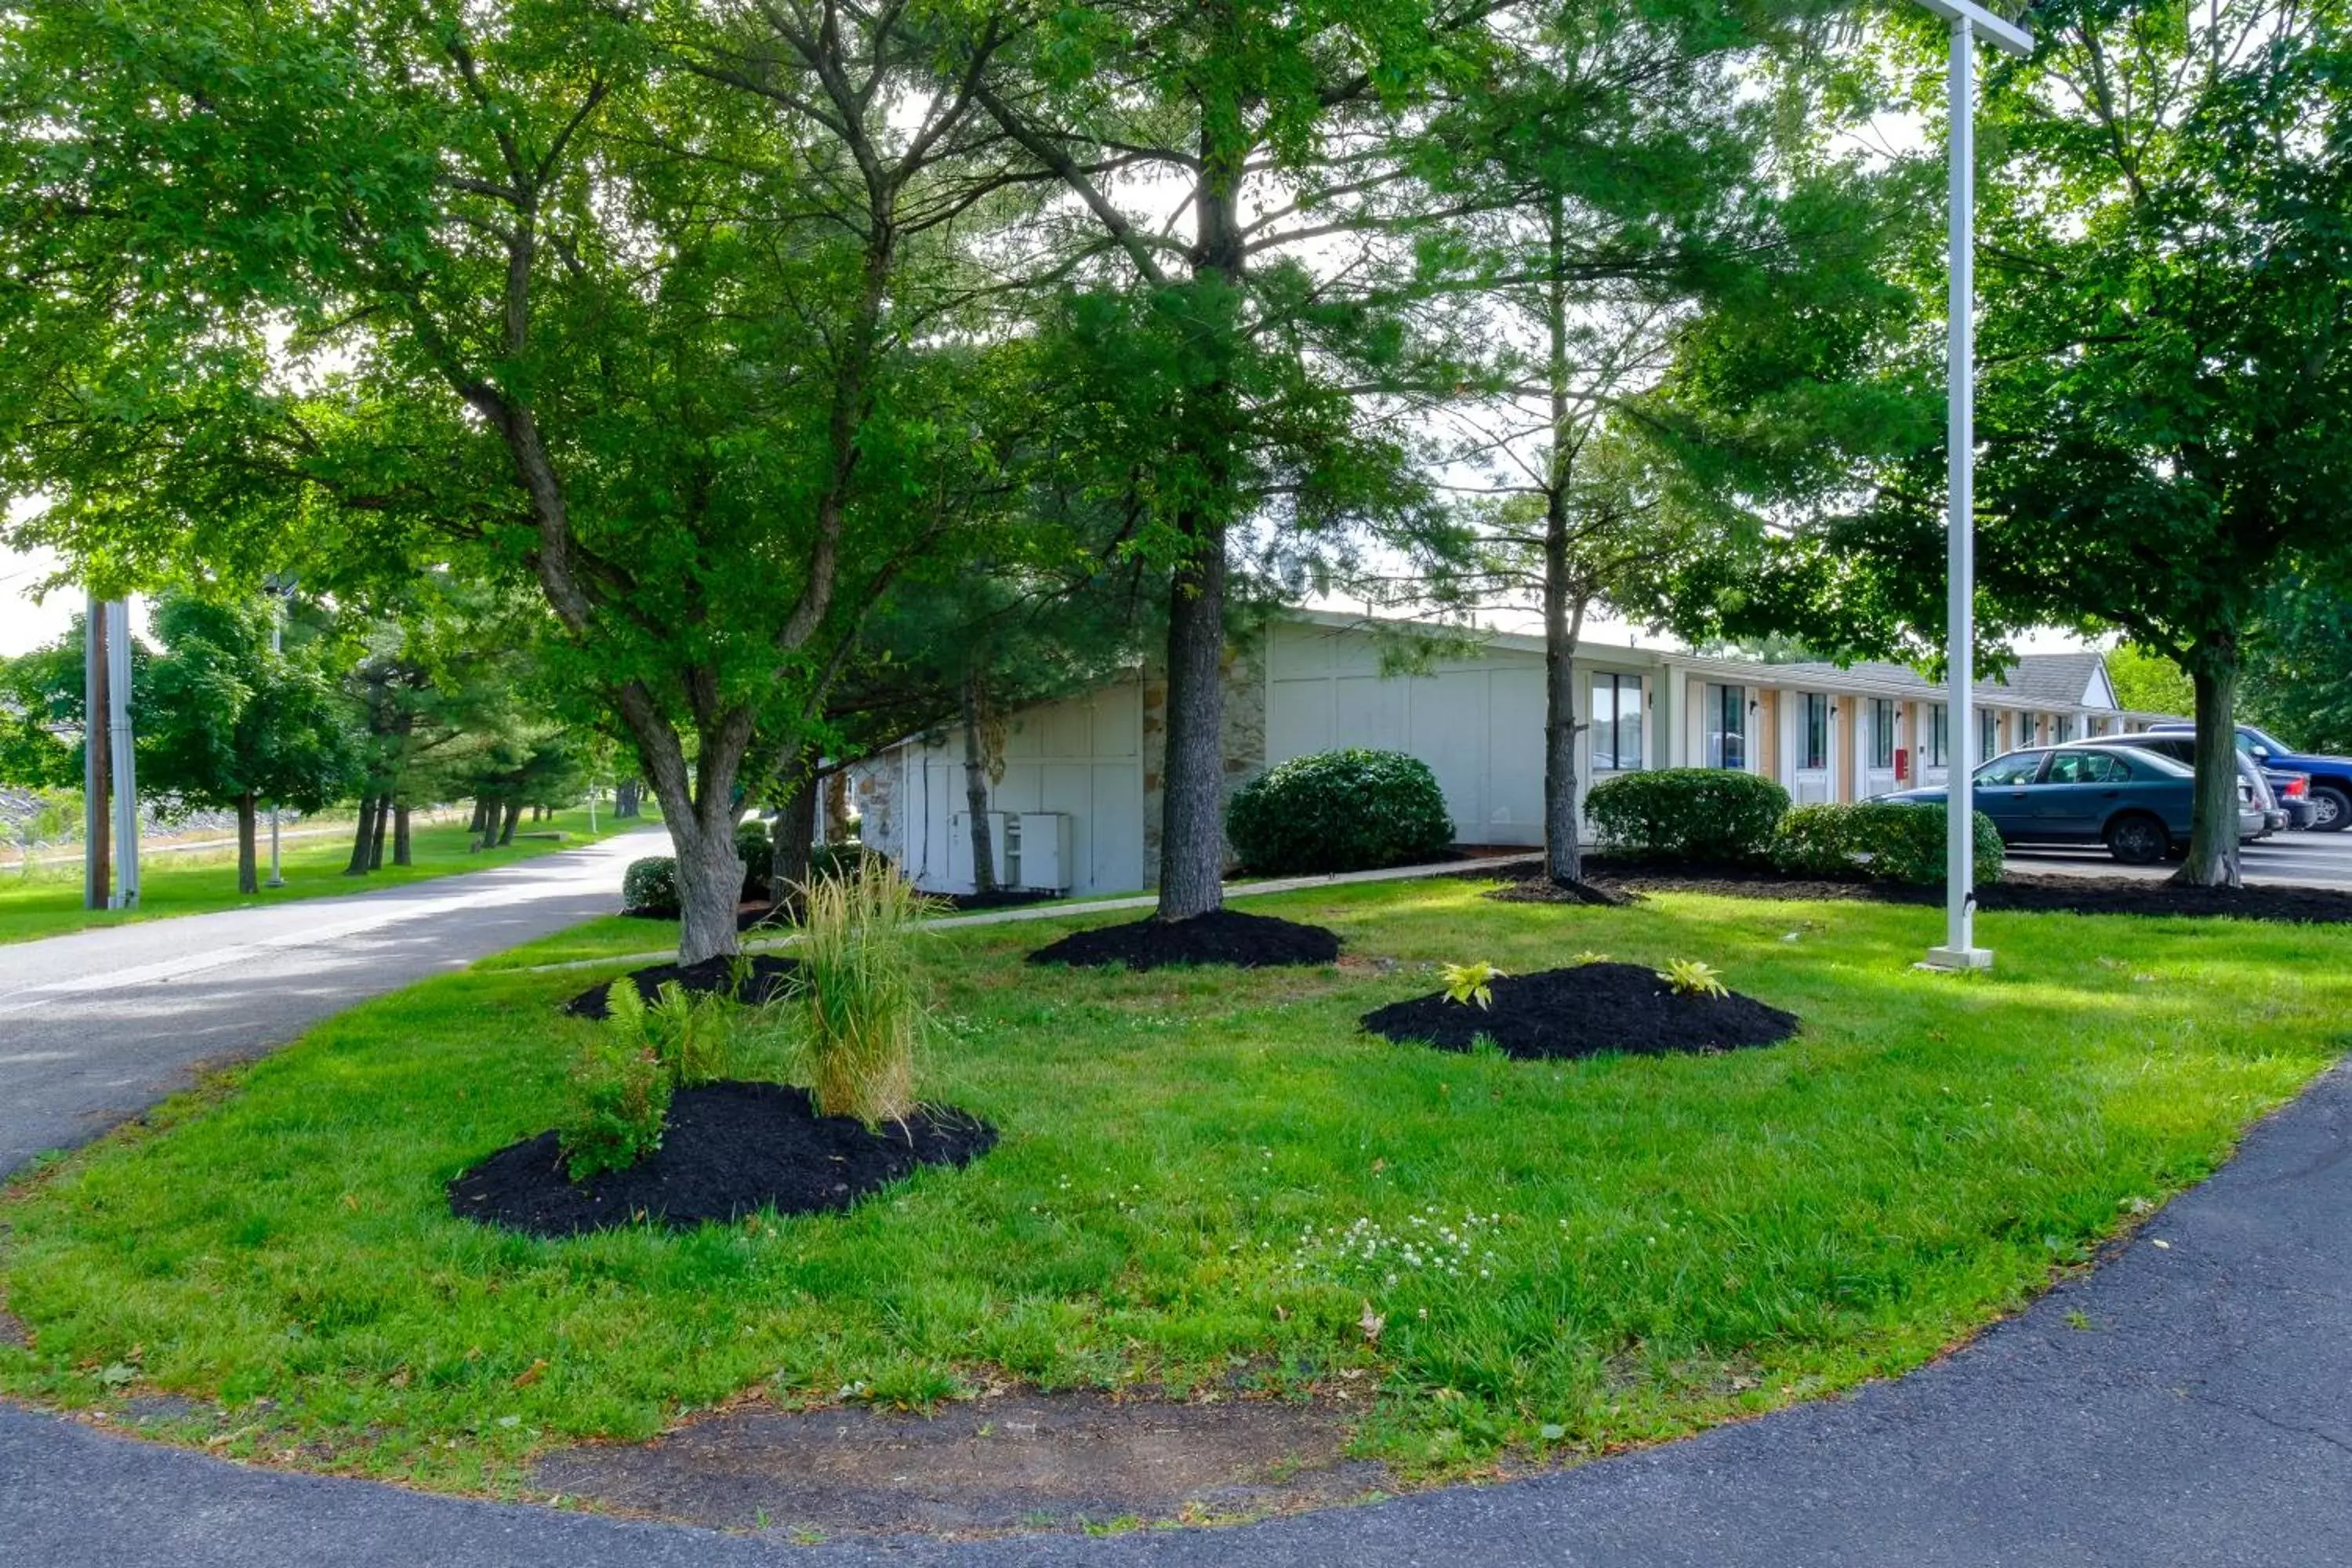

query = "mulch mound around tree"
[1463, 855, 2352, 925]
[561, 954, 802, 1020]
[447, 1081, 997, 1238]
[1026, 909, 1341, 970]
[1360, 962, 1798, 1061]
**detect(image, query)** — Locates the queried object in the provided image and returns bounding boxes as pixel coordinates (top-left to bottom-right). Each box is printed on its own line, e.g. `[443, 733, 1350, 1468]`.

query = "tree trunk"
[1155, 84, 1246, 924]
[770, 753, 820, 922]
[960, 669, 999, 895]
[498, 797, 521, 846]
[2172, 652, 2245, 888]
[616, 779, 638, 818]
[824, 771, 851, 842]
[393, 804, 412, 866]
[1540, 206, 1584, 891]
[236, 793, 259, 895]
[345, 793, 378, 876]
[368, 791, 390, 869]
[469, 797, 491, 836]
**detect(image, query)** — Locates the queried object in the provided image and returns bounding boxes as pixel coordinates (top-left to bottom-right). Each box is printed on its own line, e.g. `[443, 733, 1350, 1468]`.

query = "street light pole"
[266, 598, 285, 887]
[1916, 0, 2031, 973]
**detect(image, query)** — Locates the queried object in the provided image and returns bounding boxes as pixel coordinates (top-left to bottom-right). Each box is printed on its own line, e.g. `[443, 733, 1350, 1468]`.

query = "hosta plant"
[1441, 960, 1505, 1010]
[1658, 959, 1730, 1000]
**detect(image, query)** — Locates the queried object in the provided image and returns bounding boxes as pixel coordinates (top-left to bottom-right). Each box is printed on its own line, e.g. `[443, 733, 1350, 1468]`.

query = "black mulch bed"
[1360, 961, 1798, 1061]
[1026, 909, 1341, 970]
[561, 953, 802, 1020]
[1460, 854, 2352, 925]
[447, 1081, 997, 1239]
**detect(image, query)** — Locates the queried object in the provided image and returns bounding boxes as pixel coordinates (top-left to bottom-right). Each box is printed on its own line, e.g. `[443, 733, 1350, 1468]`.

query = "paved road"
[2, 829, 2348, 1566]
[0, 827, 661, 1172]
[2007, 827, 2352, 887]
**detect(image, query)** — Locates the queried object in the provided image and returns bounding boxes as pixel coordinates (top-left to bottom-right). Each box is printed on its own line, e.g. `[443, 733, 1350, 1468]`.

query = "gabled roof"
[1764, 652, 2119, 712]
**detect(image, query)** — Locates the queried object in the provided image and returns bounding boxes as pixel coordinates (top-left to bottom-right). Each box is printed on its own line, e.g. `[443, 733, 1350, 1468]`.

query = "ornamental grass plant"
[790, 863, 931, 1124]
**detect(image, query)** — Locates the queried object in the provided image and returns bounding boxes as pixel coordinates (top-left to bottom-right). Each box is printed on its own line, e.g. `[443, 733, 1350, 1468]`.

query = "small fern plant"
[1440, 960, 1505, 1010]
[1657, 958, 1730, 999]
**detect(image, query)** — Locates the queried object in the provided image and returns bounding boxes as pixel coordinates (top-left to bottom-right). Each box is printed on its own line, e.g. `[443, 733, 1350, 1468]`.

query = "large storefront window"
[1706, 683, 1746, 771]
[1592, 673, 1643, 771]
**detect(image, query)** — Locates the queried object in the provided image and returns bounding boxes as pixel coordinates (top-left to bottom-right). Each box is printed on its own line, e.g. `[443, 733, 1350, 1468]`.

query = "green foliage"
[735, 822, 775, 903]
[790, 864, 931, 1125]
[2106, 644, 2194, 719]
[1585, 769, 1789, 863]
[139, 592, 358, 821]
[1771, 802, 2005, 887]
[1439, 960, 1504, 1010]
[2244, 572, 2352, 753]
[1226, 749, 1456, 875]
[621, 858, 681, 919]
[1657, 959, 1729, 1000]
[561, 985, 676, 1181]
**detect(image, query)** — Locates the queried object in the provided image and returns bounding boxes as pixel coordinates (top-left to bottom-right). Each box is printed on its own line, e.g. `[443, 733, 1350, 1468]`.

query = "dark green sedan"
[1876, 744, 2258, 864]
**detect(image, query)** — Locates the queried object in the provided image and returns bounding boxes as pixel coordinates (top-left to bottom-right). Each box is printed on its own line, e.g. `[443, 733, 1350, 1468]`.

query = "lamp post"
[1917, 0, 2031, 973]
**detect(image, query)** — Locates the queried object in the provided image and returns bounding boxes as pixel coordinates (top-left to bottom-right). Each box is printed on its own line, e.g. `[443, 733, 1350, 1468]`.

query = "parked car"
[2148, 722, 2352, 833]
[2070, 734, 2308, 833]
[1875, 745, 2259, 864]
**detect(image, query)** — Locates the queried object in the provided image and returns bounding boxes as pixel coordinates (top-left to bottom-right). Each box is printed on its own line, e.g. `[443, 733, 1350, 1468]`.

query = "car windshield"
[2241, 724, 2292, 754]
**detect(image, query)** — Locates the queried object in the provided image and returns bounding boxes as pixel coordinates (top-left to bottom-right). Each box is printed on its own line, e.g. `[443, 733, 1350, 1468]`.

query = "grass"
[0, 805, 660, 946]
[0, 874, 2345, 1502]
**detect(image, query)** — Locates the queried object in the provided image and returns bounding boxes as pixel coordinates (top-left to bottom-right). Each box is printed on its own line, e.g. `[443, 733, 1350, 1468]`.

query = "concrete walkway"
[2, 835, 2347, 1565]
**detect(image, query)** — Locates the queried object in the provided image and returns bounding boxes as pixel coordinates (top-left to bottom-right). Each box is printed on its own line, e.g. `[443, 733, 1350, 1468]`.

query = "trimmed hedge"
[1772, 801, 2005, 885]
[621, 856, 681, 918]
[1585, 768, 1791, 863]
[1226, 748, 1457, 875]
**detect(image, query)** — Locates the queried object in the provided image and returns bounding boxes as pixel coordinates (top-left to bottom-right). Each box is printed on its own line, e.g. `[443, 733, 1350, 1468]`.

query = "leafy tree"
[972, 1, 1469, 920]
[2105, 642, 2194, 719]
[2, 0, 1049, 960]
[139, 592, 358, 892]
[2241, 572, 2352, 755]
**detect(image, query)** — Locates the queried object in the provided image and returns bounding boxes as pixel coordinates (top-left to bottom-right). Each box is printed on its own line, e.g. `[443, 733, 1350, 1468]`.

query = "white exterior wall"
[1264, 621, 1659, 846]
[879, 678, 1147, 898]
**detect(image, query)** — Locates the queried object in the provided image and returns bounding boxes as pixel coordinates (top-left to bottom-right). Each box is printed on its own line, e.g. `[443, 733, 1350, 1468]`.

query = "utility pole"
[107, 597, 140, 909]
[82, 591, 110, 910]
[1915, 0, 2032, 974]
[263, 575, 293, 887]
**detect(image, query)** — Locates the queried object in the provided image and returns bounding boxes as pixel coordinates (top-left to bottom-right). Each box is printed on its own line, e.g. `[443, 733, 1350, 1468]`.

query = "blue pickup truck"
[2148, 723, 2352, 833]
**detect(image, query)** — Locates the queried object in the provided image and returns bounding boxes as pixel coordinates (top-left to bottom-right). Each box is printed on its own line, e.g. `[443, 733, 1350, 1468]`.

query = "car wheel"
[2310, 785, 2350, 833]
[2104, 813, 2170, 866]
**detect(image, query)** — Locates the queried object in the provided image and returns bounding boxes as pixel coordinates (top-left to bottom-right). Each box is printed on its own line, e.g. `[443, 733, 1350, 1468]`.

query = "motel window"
[1980, 709, 1998, 763]
[1803, 692, 1829, 770]
[1706, 683, 1746, 771]
[1592, 673, 1643, 771]
[2053, 714, 2075, 743]
[1870, 699, 1896, 770]
[1925, 703, 1948, 769]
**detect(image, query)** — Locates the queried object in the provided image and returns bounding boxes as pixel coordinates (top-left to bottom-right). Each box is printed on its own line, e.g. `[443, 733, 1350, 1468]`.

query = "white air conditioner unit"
[1014, 812, 1073, 893]
[946, 811, 1006, 891]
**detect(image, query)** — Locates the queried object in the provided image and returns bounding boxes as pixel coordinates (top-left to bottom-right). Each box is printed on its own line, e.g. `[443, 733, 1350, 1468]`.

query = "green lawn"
[0, 805, 660, 946]
[1, 874, 2343, 1503]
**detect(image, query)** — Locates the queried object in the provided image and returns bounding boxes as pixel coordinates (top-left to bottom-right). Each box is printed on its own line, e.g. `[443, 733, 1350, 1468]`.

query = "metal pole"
[108, 597, 140, 909]
[266, 601, 285, 887]
[1928, 16, 1991, 970]
[83, 591, 109, 910]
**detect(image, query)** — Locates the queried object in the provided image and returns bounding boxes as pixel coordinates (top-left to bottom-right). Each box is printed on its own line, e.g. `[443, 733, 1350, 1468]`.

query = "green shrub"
[1585, 769, 1791, 862]
[1226, 749, 1456, 874]
[790, 863, 930, 1124]
[561, 981, 677, 1179]
[621, 856, 681, 917]
[736, 821, 775, 902]
[1771, 801, 2005, 885]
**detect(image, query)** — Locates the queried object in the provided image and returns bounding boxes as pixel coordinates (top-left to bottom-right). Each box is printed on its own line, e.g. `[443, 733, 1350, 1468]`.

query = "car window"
[2241, 725, 2291, 755]
[2047, 751, 2127, 784]
[2128, 749, 2194, 777]
[1976, 751, 2045, 786]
